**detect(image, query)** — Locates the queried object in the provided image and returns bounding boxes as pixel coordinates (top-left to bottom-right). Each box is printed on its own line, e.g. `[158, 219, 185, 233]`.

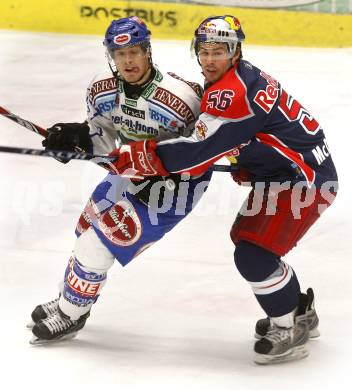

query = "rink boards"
[0, 0, 351, 47]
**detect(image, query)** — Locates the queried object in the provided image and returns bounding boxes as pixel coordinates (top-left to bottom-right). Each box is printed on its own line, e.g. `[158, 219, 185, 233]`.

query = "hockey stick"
[0, 144, 234, 172]
[0, 145, 111, 162]
[0, 105, 48, 137]
[0, 105, 235, 172]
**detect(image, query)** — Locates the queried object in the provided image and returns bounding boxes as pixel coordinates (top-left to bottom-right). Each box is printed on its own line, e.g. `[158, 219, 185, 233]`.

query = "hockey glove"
[108, 140, 169, 180]
[42, 122, 92, 163]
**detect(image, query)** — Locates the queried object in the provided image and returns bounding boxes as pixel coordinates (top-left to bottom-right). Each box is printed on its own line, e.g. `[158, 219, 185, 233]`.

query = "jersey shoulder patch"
[201, 67, 254, 121]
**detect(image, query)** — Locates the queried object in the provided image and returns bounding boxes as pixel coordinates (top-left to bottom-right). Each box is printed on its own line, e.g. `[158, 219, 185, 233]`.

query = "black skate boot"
[255, 288, 320, 339]
[27, 297, 60, 329]
[30, 307, 89, 345]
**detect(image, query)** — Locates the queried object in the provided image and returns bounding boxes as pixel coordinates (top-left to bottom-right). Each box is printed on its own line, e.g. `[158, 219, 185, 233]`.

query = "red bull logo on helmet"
[114, 33, 131, 45]
[205, 22, 216, 29]
[224, 16, 241, 31]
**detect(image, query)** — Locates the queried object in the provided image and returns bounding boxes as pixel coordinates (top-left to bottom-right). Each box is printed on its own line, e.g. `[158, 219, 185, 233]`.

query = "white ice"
[0, 30, 351, 389]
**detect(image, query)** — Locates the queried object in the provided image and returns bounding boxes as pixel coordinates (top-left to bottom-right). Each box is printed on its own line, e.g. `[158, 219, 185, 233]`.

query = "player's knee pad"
[234, 240, 280, 282]
[74, 227, 115, 272]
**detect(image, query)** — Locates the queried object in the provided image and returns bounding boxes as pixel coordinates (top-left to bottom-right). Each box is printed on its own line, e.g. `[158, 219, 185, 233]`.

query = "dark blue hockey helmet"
[192, 15, 245, 57]
[104, 16, 151, 55]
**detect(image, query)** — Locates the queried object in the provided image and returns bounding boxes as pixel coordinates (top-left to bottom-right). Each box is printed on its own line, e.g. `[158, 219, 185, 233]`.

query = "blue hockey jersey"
[156, 60, 338, 188]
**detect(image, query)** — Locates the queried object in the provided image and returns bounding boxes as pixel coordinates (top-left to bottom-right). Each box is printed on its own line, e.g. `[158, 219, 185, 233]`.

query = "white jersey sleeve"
[85, 71, 119, 155]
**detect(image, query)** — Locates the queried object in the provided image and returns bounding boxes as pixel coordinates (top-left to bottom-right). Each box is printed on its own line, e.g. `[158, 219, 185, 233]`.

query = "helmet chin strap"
[108, 61, 118, 79]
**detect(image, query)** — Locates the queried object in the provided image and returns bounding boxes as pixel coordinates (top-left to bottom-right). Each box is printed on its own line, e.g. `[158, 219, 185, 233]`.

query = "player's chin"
[205, 71, 221, 84]
[121, 70, 141, 83]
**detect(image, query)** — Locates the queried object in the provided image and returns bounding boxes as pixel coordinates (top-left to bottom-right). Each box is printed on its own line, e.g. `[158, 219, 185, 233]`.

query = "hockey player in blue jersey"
[107, 16, 338, 364]
[29, 17, 212, 343]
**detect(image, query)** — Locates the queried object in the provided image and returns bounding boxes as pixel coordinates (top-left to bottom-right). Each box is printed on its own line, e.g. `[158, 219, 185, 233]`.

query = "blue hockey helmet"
[192, 15, 245, 57]
[103, 16, 151, 55]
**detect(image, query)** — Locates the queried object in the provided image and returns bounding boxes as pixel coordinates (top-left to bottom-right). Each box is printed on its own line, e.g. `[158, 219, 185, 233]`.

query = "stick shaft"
[0, 144, 234, 172]
[0, 105, 48, 137]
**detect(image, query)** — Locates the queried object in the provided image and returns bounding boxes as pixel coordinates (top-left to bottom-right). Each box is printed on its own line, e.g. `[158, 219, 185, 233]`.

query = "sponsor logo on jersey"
[121, 104, 145, 119]
[155, 69, 163, 82]
[114, 33, 131, 45]
[112, 115, 158, 138]
[195, 120, 208, 140]
[142, 82, 157, 99]
[153, 87, 195, 123]
[254, 71, 280, 114]
[76, 207, 92, 235]
[96, 99, 115, 113]
[125, 98, 137, 107]
[89, 77, 117, 101]
[149, 107, 179, 131]
[98, 200, 142, 246]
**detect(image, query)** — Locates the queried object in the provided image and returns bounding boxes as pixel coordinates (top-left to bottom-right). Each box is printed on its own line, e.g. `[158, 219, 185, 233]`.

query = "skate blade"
[254, 345, 309, 365]
[29, 332, 78, 345]
[26, 320, 35, 329]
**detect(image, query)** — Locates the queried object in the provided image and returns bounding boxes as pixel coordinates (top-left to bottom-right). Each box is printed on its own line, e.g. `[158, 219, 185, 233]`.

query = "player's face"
[113, 45, 151, 84]
[198, 43, 236, 84]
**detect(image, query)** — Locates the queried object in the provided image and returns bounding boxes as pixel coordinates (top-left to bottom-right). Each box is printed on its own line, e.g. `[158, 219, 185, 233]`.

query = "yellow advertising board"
[0, 0, 351, 47]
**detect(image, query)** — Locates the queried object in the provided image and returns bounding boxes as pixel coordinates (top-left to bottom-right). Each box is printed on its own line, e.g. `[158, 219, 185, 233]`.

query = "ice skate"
[254, 317, 310, 365]
[27, 297, 60, 329]
[255, 288, 320, 339]
[30, 308, 89, 345]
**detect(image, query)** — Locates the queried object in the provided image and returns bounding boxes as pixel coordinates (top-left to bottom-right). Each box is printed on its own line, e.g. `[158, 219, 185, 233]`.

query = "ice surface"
[0, 30, 351, 389]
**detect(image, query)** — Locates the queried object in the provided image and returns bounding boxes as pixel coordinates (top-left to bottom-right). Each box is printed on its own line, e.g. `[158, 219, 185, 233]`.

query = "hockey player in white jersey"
[29, 16, 212, 343]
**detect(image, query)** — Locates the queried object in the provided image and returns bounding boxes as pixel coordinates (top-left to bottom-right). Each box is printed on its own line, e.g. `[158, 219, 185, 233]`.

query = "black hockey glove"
[42, 121, 92, 164]
[43, 122, 92, 152]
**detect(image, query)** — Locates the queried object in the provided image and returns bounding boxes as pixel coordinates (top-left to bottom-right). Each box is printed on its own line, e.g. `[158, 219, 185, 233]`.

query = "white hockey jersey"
[85, 67, 203, 155]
